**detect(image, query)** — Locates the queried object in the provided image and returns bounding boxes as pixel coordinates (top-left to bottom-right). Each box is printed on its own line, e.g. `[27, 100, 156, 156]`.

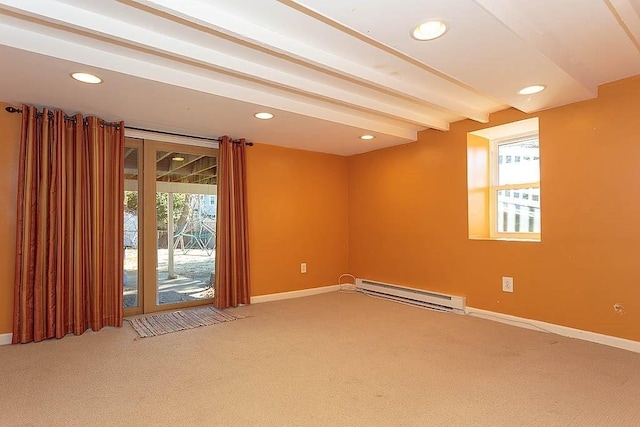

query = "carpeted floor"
[0, 291, 639, 426]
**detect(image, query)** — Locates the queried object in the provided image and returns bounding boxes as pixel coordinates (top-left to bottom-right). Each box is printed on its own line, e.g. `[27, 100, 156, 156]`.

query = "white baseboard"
[251, 284, 340, 304]
[0, 333, 12, 346]
[466, 307, 640, 354]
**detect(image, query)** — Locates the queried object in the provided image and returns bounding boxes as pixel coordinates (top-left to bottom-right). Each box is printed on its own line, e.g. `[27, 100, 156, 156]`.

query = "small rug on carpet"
[127, 306, 247, 338]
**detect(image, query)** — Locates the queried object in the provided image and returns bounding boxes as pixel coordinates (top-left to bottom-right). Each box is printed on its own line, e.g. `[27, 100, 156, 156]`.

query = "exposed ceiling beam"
[156, 151, 173, 163]
[472, 0, 598, 95]
[129, 0, 489, 123]
[193, 175, 216, 185]
[605, 0, 640, 53]
[190, 163, 216, 176]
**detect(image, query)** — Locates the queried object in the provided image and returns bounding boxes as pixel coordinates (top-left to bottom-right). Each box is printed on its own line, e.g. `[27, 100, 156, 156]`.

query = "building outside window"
[492, 135, 540, 239]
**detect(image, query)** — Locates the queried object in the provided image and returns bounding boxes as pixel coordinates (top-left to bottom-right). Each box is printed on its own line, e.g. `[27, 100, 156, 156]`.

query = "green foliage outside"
[124, 191, 191, 228]
[156, 192, 188, 226]
[124, 191, 138, 214]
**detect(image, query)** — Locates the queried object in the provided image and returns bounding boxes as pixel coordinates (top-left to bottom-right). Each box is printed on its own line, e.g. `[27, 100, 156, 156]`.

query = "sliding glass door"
[155, 148, 217, 307]
[123, 139, 218, 316]
[124, 138, 142, 313]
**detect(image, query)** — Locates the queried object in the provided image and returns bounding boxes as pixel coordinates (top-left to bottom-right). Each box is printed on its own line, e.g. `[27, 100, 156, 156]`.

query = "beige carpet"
[0, 291, 639, 426]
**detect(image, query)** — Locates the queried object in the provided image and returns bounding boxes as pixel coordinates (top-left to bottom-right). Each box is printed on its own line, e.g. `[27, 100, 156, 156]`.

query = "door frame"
[124, 137, 219, 315]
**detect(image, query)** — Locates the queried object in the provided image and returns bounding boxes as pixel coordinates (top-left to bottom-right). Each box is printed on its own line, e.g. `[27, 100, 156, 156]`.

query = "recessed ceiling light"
[172, 156, 185, 162]
[360, 135, 375, 140]
[71, 72, 102, 84]
[411, 20, 448, 41]
[254, 112, 274, 120]
[518, 85, 546, 95]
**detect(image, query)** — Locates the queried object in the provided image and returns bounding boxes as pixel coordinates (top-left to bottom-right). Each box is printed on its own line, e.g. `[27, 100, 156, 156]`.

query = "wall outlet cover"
[502, 276, 514, 292]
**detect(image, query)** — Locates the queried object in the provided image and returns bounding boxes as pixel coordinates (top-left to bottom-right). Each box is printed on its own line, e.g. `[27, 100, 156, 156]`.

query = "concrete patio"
[123, 248, 215, 309]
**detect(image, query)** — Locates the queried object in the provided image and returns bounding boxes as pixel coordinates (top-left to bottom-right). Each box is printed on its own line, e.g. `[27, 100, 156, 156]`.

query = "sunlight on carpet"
[127, 306, 248, 338]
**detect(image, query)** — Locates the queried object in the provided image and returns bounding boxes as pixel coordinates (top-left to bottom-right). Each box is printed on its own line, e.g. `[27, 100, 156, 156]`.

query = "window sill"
[469, 236, 541, 243]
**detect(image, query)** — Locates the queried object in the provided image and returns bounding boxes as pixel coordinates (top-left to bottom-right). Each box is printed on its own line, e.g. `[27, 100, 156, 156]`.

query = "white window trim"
[489, 133, 541, 241]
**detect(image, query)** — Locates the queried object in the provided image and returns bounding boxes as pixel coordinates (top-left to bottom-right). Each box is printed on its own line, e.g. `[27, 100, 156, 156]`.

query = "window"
[491, 135, 540, 239]
[467, 117, 540, 241]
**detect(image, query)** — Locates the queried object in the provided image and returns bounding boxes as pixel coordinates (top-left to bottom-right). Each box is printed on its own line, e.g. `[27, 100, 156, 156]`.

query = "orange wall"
[467, 133, 490, 239]
[348, 76, 640, 341]
[247, 143, 349, 296]
[0, 103, 21, 334]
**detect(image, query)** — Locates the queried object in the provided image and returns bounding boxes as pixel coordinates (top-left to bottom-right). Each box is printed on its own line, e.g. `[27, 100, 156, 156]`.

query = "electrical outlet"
[502, 276, 514, 293]
[301, 263, 307, 274]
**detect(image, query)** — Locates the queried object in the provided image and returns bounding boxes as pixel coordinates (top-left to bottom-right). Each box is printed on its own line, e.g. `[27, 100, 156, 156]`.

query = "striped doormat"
[128, 306, 247, 338]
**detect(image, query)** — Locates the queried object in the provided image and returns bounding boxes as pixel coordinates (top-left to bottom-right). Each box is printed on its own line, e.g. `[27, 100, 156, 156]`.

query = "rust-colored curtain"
[12, 105, 124, 344]
[214, 136, 250, 308]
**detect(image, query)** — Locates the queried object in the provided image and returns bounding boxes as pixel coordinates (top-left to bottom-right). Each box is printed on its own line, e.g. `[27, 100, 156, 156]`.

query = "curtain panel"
[214, 136, 251, 308]
[12, 105, 124, 343]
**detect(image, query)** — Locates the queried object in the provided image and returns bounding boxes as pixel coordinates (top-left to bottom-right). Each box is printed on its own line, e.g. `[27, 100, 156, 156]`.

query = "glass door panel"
[155, 149, 217, 306]
[123, 142, 141, 311]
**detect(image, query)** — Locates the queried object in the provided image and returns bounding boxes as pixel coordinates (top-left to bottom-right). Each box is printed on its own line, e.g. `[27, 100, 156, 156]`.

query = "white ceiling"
[0, 0, 639, 155]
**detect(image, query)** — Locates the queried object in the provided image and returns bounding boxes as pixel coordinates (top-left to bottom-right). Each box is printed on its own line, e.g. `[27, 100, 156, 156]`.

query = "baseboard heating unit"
[356, 278, 466, 314]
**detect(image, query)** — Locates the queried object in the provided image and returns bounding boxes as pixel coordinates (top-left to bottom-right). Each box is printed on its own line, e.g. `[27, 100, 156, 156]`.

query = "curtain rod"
[5, 106, 120, 128]
[5, 106, 253, 146]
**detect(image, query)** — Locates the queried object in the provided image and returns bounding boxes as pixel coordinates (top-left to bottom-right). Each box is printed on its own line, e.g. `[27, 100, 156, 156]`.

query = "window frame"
[489, 133, 541, 241]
